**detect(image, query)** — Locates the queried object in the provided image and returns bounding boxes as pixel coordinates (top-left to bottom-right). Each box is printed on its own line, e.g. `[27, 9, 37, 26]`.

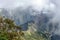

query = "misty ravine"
[0, 0, 60, 40]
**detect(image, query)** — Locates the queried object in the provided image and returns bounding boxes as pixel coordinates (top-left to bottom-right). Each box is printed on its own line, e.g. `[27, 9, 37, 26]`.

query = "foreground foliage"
[0, 16, 24, 40]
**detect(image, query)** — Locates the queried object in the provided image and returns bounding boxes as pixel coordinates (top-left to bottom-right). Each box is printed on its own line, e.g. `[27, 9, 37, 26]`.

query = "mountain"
[51, 35, 60, 40]
[0, 7, 55, 32]
[0, 7, 35, 31]
[0, 7, 59, 40]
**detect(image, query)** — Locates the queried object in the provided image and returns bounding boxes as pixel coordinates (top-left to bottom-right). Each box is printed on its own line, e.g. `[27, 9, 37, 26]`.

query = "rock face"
[51, 35, 60, 40]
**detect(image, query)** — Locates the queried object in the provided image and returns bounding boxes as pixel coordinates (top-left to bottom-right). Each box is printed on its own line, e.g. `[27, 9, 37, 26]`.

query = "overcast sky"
[0, 0, 59, 9]
[0, 0, 58, 15]
[0, 0, 31, 9]
[0, 0, 50, 9]
[0, 0, 56, 15]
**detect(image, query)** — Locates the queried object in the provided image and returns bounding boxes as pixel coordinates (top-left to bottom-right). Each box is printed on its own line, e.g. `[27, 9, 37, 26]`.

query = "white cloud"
[0, 0, 50, 9]
[0, 0, 31, 9]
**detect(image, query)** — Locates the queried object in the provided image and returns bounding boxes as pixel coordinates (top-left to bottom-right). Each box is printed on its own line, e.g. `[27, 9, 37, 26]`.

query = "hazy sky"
[0, 0, 31, 9]
[0, 0, 57, 16]
[0, 0, 50, 9]
[0, 0, 56, 16]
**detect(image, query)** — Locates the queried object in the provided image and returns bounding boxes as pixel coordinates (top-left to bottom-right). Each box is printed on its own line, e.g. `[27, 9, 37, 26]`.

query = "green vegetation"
[0, 16, 24, 40]
[23, 23, 51, 40]
[0, 16, 51, 40]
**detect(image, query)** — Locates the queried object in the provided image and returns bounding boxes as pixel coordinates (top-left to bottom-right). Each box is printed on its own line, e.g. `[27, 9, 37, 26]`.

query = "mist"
[0, 0, 60, 36]
[50, 0, 60, 35]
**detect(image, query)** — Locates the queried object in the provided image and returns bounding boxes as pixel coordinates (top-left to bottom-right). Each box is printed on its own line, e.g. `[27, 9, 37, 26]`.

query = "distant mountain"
[0, 8, 10, 17]
[0, 7, 35, 30]
[51, 35, 60, 40]
[0, 7, 54, 31]
[0, 7, 60, 40]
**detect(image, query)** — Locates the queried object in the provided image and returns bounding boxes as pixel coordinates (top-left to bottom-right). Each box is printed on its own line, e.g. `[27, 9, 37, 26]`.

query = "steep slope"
[0, 7, 59, 40]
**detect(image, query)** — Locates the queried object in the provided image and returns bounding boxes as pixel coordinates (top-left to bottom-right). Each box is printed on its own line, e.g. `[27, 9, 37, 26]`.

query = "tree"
[0, 16, 24, 40]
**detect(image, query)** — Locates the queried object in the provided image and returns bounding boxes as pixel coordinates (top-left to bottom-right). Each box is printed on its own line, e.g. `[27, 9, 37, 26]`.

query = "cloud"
[0, 0, 31, 9]
[0, 0, 50, 9]
[50, 0, 60, 35]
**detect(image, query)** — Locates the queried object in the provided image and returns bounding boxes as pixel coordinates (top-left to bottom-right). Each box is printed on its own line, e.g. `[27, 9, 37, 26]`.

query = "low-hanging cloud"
[0, 0, 51, 10]
[50, 0, 60, 35]
[0, 0, 31, 9]
[0, 0, 60, 36]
